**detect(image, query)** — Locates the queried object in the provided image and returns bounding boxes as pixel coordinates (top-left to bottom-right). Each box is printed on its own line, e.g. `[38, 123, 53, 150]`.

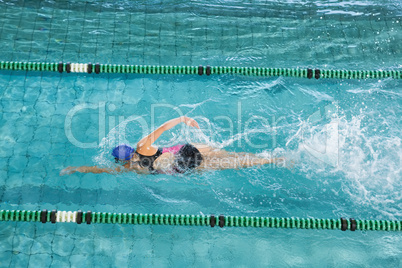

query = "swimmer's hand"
[183, 116, 200, 129]
[60, 166, 78, 176]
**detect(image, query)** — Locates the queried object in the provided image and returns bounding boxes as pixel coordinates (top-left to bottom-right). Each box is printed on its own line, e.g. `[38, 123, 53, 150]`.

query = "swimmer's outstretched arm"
[60, 166, 126, 175]
[136, 116, 199, 153]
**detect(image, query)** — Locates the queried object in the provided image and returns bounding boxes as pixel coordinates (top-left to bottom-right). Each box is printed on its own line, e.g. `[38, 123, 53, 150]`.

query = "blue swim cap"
[112, 144, 135, 161]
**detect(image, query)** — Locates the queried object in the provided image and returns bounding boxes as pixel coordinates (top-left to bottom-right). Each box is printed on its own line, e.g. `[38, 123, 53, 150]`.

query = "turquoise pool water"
[0, 0, 401, 266]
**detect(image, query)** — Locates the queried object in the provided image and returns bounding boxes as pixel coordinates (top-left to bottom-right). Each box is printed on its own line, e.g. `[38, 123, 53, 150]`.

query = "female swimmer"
[61, 116, 284, 175]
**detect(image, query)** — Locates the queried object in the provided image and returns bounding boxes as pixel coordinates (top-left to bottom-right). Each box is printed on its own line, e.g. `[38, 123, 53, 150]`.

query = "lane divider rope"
[0, 61, 400, 79]
[0, 209, 401, 232]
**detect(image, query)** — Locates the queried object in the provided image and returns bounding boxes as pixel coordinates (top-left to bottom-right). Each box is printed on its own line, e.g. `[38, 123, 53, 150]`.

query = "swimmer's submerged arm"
[77, 166, 123, 174]
[60, 166, 126, 175]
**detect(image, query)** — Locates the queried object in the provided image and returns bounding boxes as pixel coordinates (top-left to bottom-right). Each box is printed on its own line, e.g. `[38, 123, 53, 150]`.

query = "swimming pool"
[0, 0, 401, 266]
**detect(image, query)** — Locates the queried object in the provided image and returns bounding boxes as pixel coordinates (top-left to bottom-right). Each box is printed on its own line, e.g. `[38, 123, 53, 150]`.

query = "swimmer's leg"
[199, 151, 285, 170]
[191, 143, 227, 154]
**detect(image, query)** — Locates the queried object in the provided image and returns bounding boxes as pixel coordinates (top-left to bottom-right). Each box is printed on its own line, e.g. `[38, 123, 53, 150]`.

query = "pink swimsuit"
[162, 144, 184, 155]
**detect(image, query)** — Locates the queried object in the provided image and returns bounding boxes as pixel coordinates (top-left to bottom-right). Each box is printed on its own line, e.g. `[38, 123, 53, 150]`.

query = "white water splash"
[288, 104, 401, 217]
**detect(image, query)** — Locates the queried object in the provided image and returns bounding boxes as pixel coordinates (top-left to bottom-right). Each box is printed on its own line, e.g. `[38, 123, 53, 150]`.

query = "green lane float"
[0, 61, 400, 79]
[0, 209, 400, 232]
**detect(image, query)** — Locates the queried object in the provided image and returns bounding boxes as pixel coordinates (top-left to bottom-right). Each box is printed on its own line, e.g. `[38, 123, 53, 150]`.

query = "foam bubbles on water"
[288, 103, 401, 217]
